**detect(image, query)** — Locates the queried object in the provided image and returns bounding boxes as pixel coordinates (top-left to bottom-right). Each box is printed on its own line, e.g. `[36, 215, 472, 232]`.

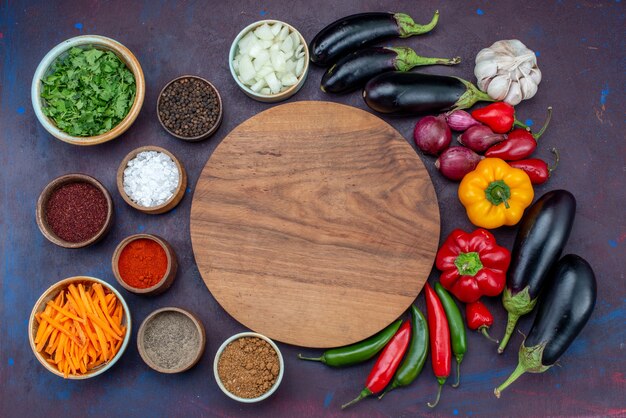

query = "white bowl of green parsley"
[32, 35, 145, 146]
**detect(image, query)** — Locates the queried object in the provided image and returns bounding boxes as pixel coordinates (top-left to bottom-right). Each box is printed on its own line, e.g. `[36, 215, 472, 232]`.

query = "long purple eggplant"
[309, 11, 439, 67]
[363, 72, 494, 115]
[321, 47, 460, 94]
[495, 254, 596, 398]
[498, 190, 577, 353]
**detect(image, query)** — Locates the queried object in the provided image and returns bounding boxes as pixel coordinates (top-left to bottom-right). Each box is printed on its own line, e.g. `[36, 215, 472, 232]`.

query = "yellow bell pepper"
[458, 158, 534, 229]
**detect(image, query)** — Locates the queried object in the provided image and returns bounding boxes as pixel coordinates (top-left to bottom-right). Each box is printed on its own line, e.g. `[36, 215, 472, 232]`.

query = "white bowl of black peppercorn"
[157, 75, 223, 142]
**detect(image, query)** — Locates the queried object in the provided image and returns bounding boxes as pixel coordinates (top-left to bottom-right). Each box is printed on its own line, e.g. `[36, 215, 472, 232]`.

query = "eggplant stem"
[454, 78, 496, 111]
[395, 10, 440, 38]
[390, 47, 460, 71]
[427, 382, 444, 408]
[533, 106, 553, 140]
[479, 326, 499, 344]
[498, 313, 520, 354]
[548, 148, 560, 174]
[494, 362, 527, 398]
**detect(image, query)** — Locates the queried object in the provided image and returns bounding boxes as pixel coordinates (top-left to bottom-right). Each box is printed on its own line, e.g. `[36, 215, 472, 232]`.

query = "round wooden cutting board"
[190, 101, 440, 348]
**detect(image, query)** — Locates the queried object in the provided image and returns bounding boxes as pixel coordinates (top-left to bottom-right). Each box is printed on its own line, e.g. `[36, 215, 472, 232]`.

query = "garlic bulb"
[474, 40, 541, 106]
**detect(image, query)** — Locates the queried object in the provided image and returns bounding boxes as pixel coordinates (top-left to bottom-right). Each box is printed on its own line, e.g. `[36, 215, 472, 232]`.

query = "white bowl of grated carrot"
[28, 276, 131, 379]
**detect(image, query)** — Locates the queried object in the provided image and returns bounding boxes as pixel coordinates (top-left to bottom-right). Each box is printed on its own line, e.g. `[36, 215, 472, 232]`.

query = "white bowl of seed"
[213, 332, 284, 403]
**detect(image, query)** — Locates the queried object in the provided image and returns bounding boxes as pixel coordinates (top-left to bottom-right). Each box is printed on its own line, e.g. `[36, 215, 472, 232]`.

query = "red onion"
[435, 147, 483, 181]
[445, 109, 481, 131]
[458, 125, 506, 153]
[413, 115, 451, 156]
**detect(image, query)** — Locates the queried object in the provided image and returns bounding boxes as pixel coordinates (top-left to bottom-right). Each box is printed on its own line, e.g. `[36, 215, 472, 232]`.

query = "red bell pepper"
[470, 102, 528, 134]
[485, 107, 552, 161]
[435, 228, 511, 303]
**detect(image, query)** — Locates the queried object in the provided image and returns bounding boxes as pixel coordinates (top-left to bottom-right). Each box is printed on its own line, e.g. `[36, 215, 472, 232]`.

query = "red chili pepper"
[466, 300, 499, 343]
[485, 107, 552, 161]
[435, 228, 511, 304]
[341, 321, 411, 409]
[424, 282, 451, 408]
[471, 102, 528, 134]
[509, 148, 560, 185]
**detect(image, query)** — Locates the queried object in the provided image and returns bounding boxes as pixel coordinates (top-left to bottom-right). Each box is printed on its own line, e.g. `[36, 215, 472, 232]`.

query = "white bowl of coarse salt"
[116, 146, 187, 214]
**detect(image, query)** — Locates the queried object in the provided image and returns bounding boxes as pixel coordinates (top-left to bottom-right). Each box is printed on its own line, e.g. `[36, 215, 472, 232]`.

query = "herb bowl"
[137, 307, 206, 374]
[31, 35, 145, 146]
[116, 145, 188, 215]
[229, 20, 309, 103]
[112, 233, 178, 296]
[28, 276, 131, 379]
[36, 173, 114, 249]
[213, 332, 284, 403]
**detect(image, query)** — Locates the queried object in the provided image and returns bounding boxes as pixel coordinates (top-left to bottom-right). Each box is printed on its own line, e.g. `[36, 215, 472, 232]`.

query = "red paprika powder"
[118, 238, 168, 288]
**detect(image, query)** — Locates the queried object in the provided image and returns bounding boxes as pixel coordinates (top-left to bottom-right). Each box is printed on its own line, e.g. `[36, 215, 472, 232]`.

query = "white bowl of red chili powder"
[36, 173, 113, 249]
[111, 233, 178, 296]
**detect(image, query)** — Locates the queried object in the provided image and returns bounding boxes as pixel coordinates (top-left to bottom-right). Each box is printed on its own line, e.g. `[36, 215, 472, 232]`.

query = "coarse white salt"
[123, 151, 180, 207]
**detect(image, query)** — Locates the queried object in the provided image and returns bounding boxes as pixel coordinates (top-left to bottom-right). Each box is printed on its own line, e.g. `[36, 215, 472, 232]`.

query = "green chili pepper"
[434, 282, 467, 387]
[297, 319, 402, 367]
[378, 305, 428, 398]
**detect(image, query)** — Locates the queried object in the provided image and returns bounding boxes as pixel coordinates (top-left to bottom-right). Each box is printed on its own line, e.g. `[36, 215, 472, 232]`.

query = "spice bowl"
[229, 20, 309, 103]
[214, 332, 284, 403]
[157, 75, 223, 142]
[137, 307, 206, 373]
[112, 234, 178, 296]
[29, 276, 131, 379]
[116, 145, 187, 215]
[31, 35, 145, 146]
[36, 173, 114, 249]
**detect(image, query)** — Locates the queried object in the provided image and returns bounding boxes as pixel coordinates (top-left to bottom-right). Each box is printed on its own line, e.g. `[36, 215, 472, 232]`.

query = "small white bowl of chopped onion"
[229, 20, 309, 103]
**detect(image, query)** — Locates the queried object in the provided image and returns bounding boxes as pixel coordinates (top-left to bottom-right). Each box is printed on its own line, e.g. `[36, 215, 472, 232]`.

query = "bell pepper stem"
[548, 148, 560, 175]
[496, 190, 510, 209]
[479, 326, 499, 344]
[532, 106, 553, 140]
[341, 388, 372, 409]
[452, 356, 462, 388]
[394, 10, 439, 37]
[427, 378, 445, 408]
[297, 354, 323, 362]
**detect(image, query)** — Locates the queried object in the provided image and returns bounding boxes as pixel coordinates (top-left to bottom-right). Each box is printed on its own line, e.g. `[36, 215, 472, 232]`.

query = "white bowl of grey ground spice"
[116, 146, 187, 215]
[214, 332, 284, 403]
[137, 307, 206, 373]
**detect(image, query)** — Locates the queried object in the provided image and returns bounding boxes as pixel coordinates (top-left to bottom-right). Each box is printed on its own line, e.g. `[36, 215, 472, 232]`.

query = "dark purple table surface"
[1, 1, 624, 417]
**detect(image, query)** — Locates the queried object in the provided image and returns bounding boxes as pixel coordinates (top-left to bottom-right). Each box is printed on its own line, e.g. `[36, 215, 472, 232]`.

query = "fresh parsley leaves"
[41, 46, 136, 137]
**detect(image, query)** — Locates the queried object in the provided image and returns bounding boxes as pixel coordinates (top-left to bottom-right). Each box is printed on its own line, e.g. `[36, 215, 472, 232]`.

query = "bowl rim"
[111, 233, 177, 295]
[116, 145, 187, 214]
[28, 276, 132, 379]
[137, 307, 206, 374]
[213, 331, 285, 403]
[156, 75, 224, 142]
[36, 173, 114, 249]
[228, 19, 310, 101]
[31, 34, 146, 146]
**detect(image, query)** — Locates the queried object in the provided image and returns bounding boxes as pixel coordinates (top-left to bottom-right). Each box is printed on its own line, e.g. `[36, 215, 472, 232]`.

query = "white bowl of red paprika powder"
[111, 233, 178, 296]
[36, 173, 114, 249]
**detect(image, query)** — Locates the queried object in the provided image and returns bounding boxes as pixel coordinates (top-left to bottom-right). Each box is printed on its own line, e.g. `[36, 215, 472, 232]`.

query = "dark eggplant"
[494, 254, 596, 398]
[321, 47, 460, 94]
[498, 190, 577, 353]
[310, 11, 439, 66]
[363, 72, 494, 115]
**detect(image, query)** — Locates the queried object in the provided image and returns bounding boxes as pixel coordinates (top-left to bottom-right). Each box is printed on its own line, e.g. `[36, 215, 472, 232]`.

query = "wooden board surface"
[190, 101, 440, 348]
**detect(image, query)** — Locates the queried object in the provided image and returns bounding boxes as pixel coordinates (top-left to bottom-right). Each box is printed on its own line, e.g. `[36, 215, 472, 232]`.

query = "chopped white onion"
[234, 23, 306, 94]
